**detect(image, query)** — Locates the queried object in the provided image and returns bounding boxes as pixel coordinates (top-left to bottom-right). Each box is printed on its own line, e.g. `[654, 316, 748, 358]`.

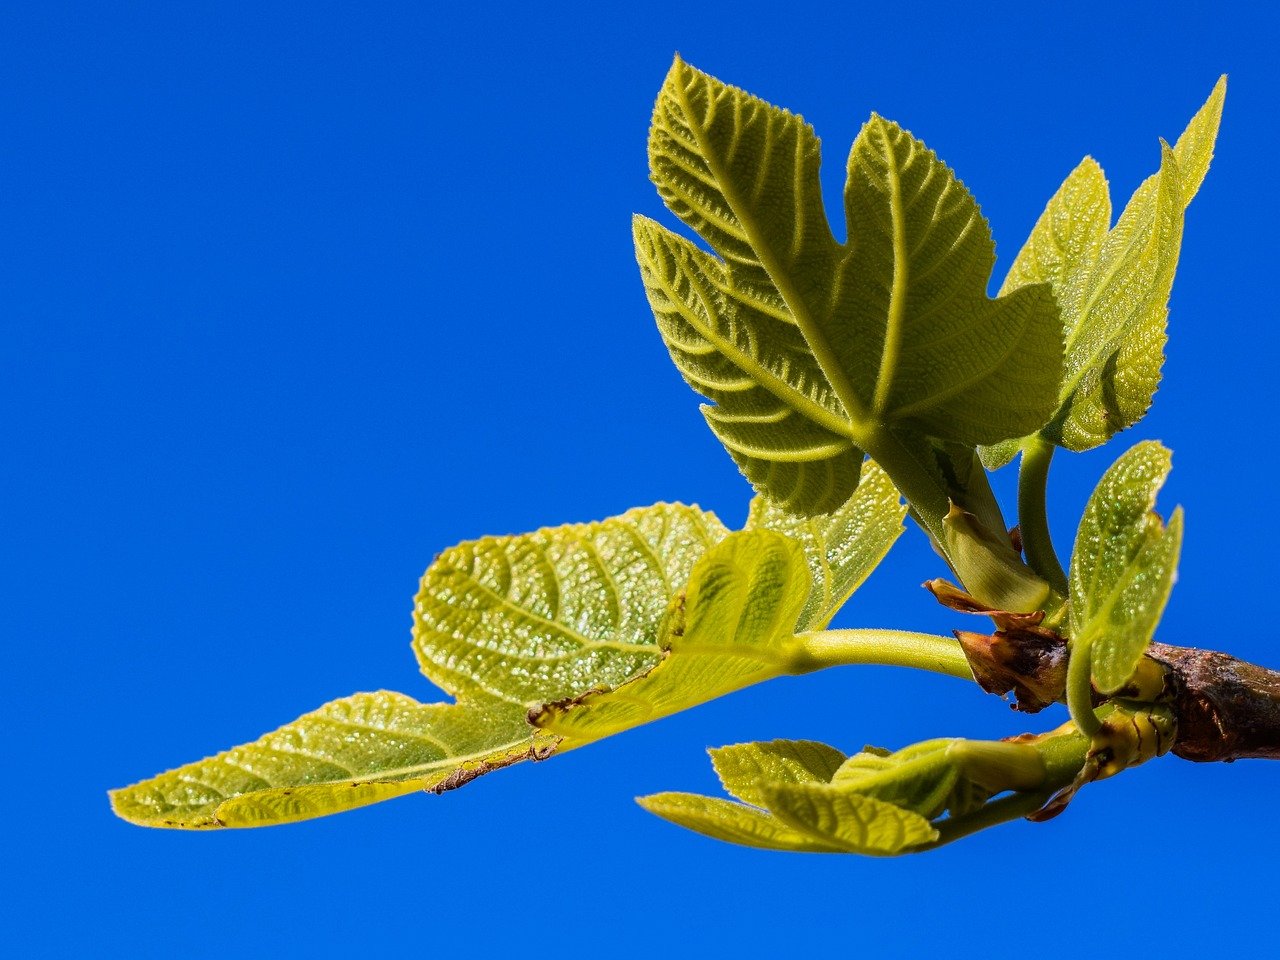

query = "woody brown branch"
[1145, 644, 1280, 762]
[928, 579, 1280, 762]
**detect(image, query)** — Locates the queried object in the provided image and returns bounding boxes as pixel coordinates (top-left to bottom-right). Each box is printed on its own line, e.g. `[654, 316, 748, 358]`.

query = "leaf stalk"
[790, 629, 974, 680]
[1017, 436, 1070, 596]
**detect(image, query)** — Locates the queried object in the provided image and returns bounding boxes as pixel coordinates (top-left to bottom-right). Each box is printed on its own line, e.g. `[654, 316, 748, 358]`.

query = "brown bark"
[1146, 644, 1280, 762]
[927, 579, 1280, 762]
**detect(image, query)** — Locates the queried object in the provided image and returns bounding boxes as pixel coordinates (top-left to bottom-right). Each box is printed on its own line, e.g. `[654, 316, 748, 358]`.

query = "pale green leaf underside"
[643, 56, 1062, 513]
[986, 76, 1224, 462]
[642, 736, 937, 854]
[110, 692, 552, 829]
[413, 502, 728, 706]
[761, 782, 939, 854]
[710, 739, 848, 807]
[1091, 508, 1183, 693]
[531, 530, 810, 741]
[830, 738, 991, 819]
[1070, 441, 1182, 693]
[635, 214, 862, 514]
[745, 459, 905, 630]
[636, 793, 845, 852]
[641, 737, 849, 852]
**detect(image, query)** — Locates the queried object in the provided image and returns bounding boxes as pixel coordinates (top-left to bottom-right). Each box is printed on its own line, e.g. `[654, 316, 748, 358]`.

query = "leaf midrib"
[669, 69, 873, 436]
[872, 122, 909, 416]
[1056, 163, 1178, 411]
[649, 240, 857, 441]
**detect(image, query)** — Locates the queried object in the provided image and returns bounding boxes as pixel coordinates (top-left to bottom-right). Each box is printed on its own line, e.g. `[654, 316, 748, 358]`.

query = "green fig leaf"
[829, 740, 965, 819]
[116, 503, 734, 830]
[984, 77, 1225, 462]
[759, 781, 939, 854]
[710, 739, 847, 807]
[1070, 441, 1183, 693]
[531, 530, 810, 741]
[413, 502, 728, 706]
[640, 736, 938, 855]
[110, 693, 554, 829]
[642, 56, 1063, 516]
[636, 793, 845, 852]
[745, 460, 905, 629]
[634, 214, 862, 515]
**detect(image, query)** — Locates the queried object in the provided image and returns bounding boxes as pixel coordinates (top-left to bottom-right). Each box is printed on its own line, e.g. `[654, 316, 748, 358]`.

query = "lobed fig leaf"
[642, 56, 1063, 516]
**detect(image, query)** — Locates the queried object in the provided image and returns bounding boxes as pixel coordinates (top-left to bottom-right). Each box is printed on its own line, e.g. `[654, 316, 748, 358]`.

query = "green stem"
[1065, 636, 1102, 736]
[918, 728, 1090, 850]
[859, 430, 951, 548]
[921, 790, 1054, 849]
[1017, 436, 1069, 597]
[790, 629, 974, 681]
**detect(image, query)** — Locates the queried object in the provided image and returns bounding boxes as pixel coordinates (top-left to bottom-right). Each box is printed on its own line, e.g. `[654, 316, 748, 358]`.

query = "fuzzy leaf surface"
[531, 530, 810, 741]
[710, 739, 848, 807]
[760, 782, 939, 854]
[413, 502, 728, 705]
[1070, 441, 1183, 693]
[745, 460, 904, 629]
[984, 77, 1225, 463]
[636, 793, 844, 852]
[642, 57, 1063, 514]
[110, 693, 552, 829]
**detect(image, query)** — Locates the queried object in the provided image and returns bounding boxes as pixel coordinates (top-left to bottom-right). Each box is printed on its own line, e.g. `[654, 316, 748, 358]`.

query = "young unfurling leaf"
[1069, 441, 1183, 694]
[641, 56, 1063, 517]
[981, 77, 1225, 466]
[638, 734, 1066, 855]
[642, 737, 937, 855]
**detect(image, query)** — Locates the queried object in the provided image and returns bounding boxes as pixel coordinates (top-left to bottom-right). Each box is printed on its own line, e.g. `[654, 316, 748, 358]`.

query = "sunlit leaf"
[110, 693, 553, 829]
[642, 56, 1062, 515]
[636, 793, 844, 852]
[710, 739, 847, 807]
[413, 502, 728, 705]
[745, 460, 904, 629]
[760, 781, 939, 854]
[635, 215, 862, 515]
[978, 158, 1111, 469]
[531, 530, 810, 741]
[640, 737, 937, 855]
[984, 77, 1225, 462]
[1070, 441, 1183, 693]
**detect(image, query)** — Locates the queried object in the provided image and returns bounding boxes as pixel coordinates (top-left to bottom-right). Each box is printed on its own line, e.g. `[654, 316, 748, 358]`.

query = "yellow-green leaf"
[1070, 441, 1183, 693]
[642, 57, 1063, 516]
[413, 502, 728, 706]
[636, 792, 844, 853]
[985, 77, 1225, 461]
[531, 530, 810, 742]
[834, 116, 1062, 447]
[1171, 74, 1227, 205]
[979, 157, 1111, 469]
[709, 739, 847, 807]
[1052, 144, 1183, 450]
[635, 215, 863, 514]
[760, 781, 939, 854]
[110, 692, 554, 829]
[745, 460, 905, 629]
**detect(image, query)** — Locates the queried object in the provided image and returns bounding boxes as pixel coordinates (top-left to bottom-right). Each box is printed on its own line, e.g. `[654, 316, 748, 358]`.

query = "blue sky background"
[4, 1, 1277, 956]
